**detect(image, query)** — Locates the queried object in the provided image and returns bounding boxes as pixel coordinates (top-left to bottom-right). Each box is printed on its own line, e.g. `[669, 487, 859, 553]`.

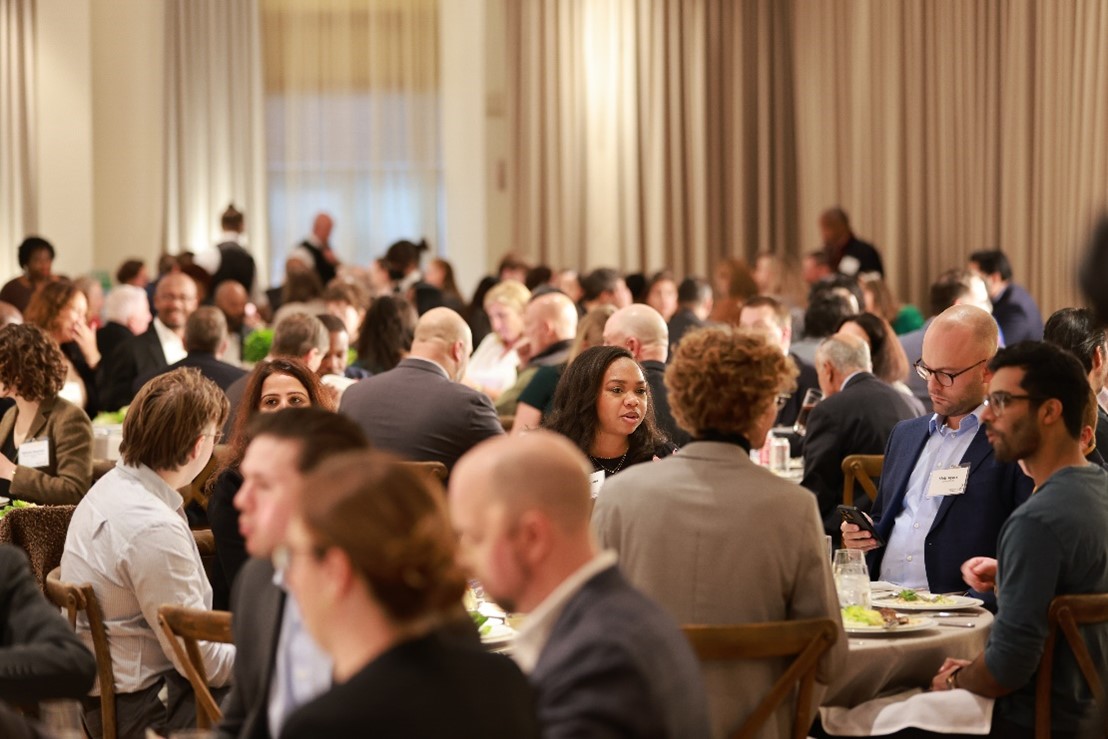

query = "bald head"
[312, 212, 333, 242]
[452, 431, 593, 533]
[411, 307, 472, 380]
[523, 292, 579, 355]
[604, 304, 669, 362]
[930, 304, 999, 357]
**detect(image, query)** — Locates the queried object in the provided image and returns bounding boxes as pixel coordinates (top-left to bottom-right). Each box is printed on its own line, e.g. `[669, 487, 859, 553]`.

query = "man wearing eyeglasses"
[842, 305, 1033, 598]
[930, 341, 1108, 738]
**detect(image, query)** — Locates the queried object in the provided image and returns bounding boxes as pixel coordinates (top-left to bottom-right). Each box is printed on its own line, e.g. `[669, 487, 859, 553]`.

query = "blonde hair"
[483, 280, 531, 316]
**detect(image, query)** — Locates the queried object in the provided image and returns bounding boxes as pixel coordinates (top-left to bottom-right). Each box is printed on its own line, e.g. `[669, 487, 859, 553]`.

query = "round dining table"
[823, 608, 993, 707]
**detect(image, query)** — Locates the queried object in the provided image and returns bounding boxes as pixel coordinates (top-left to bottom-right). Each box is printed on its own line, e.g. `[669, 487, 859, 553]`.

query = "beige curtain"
[507, 0, 1108, 313]
[261, 0, 441, 281]
[164, 0, 269, 283]
[0, 0, 37, 271]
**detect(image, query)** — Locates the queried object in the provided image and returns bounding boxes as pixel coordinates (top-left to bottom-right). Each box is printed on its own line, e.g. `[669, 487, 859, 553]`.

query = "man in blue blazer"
[843, 305, 1033, 596]
[969, 249, 1044, 344]
[450, 432, 711, 739]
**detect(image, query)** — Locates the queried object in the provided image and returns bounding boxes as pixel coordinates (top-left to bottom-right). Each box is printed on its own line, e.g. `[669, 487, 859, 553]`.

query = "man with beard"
[930, 341, 1108, 738]
[842, 305, 1033, 597]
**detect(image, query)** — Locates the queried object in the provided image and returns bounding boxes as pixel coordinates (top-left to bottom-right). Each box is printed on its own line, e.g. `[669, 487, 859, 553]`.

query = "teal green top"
[891, 305, 924, 335]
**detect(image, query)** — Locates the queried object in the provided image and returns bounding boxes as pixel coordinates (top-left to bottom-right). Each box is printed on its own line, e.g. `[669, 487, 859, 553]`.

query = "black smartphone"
[836, 505, 884, 548]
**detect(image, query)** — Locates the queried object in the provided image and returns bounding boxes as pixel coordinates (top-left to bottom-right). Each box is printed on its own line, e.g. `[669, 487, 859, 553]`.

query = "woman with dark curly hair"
[24, 280, 101, 416]
[354, 295, 418, 375]
[0, 323, 93, 504]
[206, 358, 334, 607]
[277, 450, 539, 738]
[544, 345, 671, 477]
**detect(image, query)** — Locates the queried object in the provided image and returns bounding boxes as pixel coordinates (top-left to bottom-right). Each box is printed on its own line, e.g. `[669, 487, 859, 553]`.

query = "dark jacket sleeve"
[800, 402, 845, 526]
[98, 340, 140, 413]
[0, 547, 96, 701]
[208, 468, 248, 595]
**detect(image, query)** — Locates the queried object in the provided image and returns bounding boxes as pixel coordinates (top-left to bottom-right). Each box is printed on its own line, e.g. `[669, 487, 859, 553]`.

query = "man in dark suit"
[819, 207, 884, 277]
[667, 277, 712, 354]
[196, 205, 256, 300]
[97, 285, 151, 365]
[801, 333, 921, 535]
[136, 307, 245, 394]
[604, 304, 689, 446]
[288, 212, 339, 286]
[339, 307, 503, 472]
[218, 408, 369, 739]
[450, 432, 711, 739]
[969, 249, 1043, 344]
[0, 544, 96, 702]
[843, 305, 1033, 597]
[100, 272, 198, 411]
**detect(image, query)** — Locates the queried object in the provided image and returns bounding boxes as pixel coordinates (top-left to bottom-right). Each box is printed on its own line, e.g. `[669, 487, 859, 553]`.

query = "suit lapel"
[877, 420, 931, 533]
[929, 425, 993, 533]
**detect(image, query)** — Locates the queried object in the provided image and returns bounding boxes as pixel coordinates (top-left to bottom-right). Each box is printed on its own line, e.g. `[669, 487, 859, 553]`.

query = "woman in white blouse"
[464, 280, 531, 400]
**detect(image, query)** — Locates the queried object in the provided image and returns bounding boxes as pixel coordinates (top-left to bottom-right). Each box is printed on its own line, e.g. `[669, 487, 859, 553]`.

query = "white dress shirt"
[464, 332, 520, 396]
[61, 461, 236, 694]
[511, 551, 619, 674]
[267, 570, 332, 736]
[152, 316, 187, 366]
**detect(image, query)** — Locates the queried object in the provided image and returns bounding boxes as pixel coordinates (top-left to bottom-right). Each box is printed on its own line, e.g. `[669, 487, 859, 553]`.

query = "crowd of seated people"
[2, 205, 1107, 739]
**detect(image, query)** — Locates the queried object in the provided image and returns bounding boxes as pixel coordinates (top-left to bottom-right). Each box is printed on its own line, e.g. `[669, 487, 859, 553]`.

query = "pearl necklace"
[590, 450, 629, 476]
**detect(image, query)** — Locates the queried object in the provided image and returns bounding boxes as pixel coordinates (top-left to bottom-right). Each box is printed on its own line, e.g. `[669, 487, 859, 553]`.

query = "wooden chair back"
[0, 505, 77, 589]
[1035, 593, 1108, 739]
[45, 566, 117, 739]
[840, 454, 883, 507]
[157, 605, 233, 729]
[399, 460, 449, 484]
[179, 444, 230, 512]
[683, 618, 839, 739]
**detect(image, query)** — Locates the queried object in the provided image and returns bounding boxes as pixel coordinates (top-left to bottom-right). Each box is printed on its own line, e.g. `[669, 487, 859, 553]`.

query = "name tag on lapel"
[926, 464, 970, 497]
[18, 438, 50, 469]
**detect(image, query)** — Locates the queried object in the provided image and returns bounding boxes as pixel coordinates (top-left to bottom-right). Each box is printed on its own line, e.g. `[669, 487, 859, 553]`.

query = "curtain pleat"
[506, 0, 1108, 314]
[0, 0, 37, 264]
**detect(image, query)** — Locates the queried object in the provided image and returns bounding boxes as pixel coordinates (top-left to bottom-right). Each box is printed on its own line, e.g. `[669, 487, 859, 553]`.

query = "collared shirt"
[512, 551, 619, 674]
[152, 317, 187, 366]
[268, 569, 332, 736]
[881, 404, 986, 589]
[61, 462, 236, 694]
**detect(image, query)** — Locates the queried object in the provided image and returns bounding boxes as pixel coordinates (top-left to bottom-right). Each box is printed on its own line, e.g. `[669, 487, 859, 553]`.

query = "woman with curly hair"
[24, 280, 102, 416]
[277, 450, 539, 737]
[206, 358, 334, 607]
[0, 323, 93, 504]
[354, 295, 418, 375]
[544, 345, 671, 477]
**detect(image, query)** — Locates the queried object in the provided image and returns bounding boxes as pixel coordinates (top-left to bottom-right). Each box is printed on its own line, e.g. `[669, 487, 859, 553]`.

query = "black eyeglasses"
[775, 393, 791, 410]
[983, 391, 1042, 416]
[913, 357, 988, 388]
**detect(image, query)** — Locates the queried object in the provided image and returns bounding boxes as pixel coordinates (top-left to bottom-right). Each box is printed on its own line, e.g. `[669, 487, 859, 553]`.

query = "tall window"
[262, 0, 442, 284]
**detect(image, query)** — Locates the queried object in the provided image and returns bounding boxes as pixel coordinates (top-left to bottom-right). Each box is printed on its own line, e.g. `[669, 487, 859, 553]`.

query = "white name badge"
[18, 438, 50, 469]
[926, 464, 970, 497]
[589, 470, 605, 499]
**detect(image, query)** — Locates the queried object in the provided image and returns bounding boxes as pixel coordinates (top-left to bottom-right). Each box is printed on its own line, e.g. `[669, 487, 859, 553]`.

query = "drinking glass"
[832, 548, 871, 608]
[792, 388, 824, 436]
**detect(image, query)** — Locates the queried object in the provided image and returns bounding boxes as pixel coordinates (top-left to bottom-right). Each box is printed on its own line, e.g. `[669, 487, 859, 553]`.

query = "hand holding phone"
[837, 505, 884, 549]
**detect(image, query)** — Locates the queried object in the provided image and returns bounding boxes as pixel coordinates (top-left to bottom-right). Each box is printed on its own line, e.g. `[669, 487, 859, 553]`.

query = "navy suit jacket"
[531, 565, 710, 739]
[868, 415, 1033, 595]
[991, 283, 1043, 344]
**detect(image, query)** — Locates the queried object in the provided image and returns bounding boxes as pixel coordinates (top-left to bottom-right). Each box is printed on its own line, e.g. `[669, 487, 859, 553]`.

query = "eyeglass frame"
[913, 357, 989, 387]
[983, 391, 1044, 417]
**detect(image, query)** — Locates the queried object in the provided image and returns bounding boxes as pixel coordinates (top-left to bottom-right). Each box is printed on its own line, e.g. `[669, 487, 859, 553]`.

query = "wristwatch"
[946, 666, 963, 690]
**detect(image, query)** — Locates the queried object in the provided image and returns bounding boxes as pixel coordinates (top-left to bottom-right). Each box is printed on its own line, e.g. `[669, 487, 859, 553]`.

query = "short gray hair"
[817, 334, 872, 375]
[104, 285, 149, 324]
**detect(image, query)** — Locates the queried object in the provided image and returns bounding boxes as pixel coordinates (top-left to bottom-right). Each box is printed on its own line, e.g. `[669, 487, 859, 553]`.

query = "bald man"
[100, 272, 199, 411]
[450, 432, 710, 739]
[496, 292, 579, 415]
[603, 304, 689, 445]
[800, 332, 921, 538]
[842, 306, 1033, 598]
[290, 212, 338, 285]
[339, 307, 502, 471]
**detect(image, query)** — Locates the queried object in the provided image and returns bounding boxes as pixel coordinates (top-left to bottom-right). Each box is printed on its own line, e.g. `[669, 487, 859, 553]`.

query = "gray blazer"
[217, 558, 285, 739]
[338, 358, 504, 471]
[593, 441, 847, 739]
[531, 565, 711, 739]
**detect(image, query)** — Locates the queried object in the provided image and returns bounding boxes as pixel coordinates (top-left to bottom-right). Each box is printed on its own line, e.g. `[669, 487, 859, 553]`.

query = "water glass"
[832, 548, 871, 608]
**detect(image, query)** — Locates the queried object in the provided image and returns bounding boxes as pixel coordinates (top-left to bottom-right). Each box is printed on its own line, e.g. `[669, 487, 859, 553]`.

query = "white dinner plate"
[480, 622, 515, 648]
[844, 616, 935, 635]
[870, 595, 984, 611]
[0, 497, 9, 507]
